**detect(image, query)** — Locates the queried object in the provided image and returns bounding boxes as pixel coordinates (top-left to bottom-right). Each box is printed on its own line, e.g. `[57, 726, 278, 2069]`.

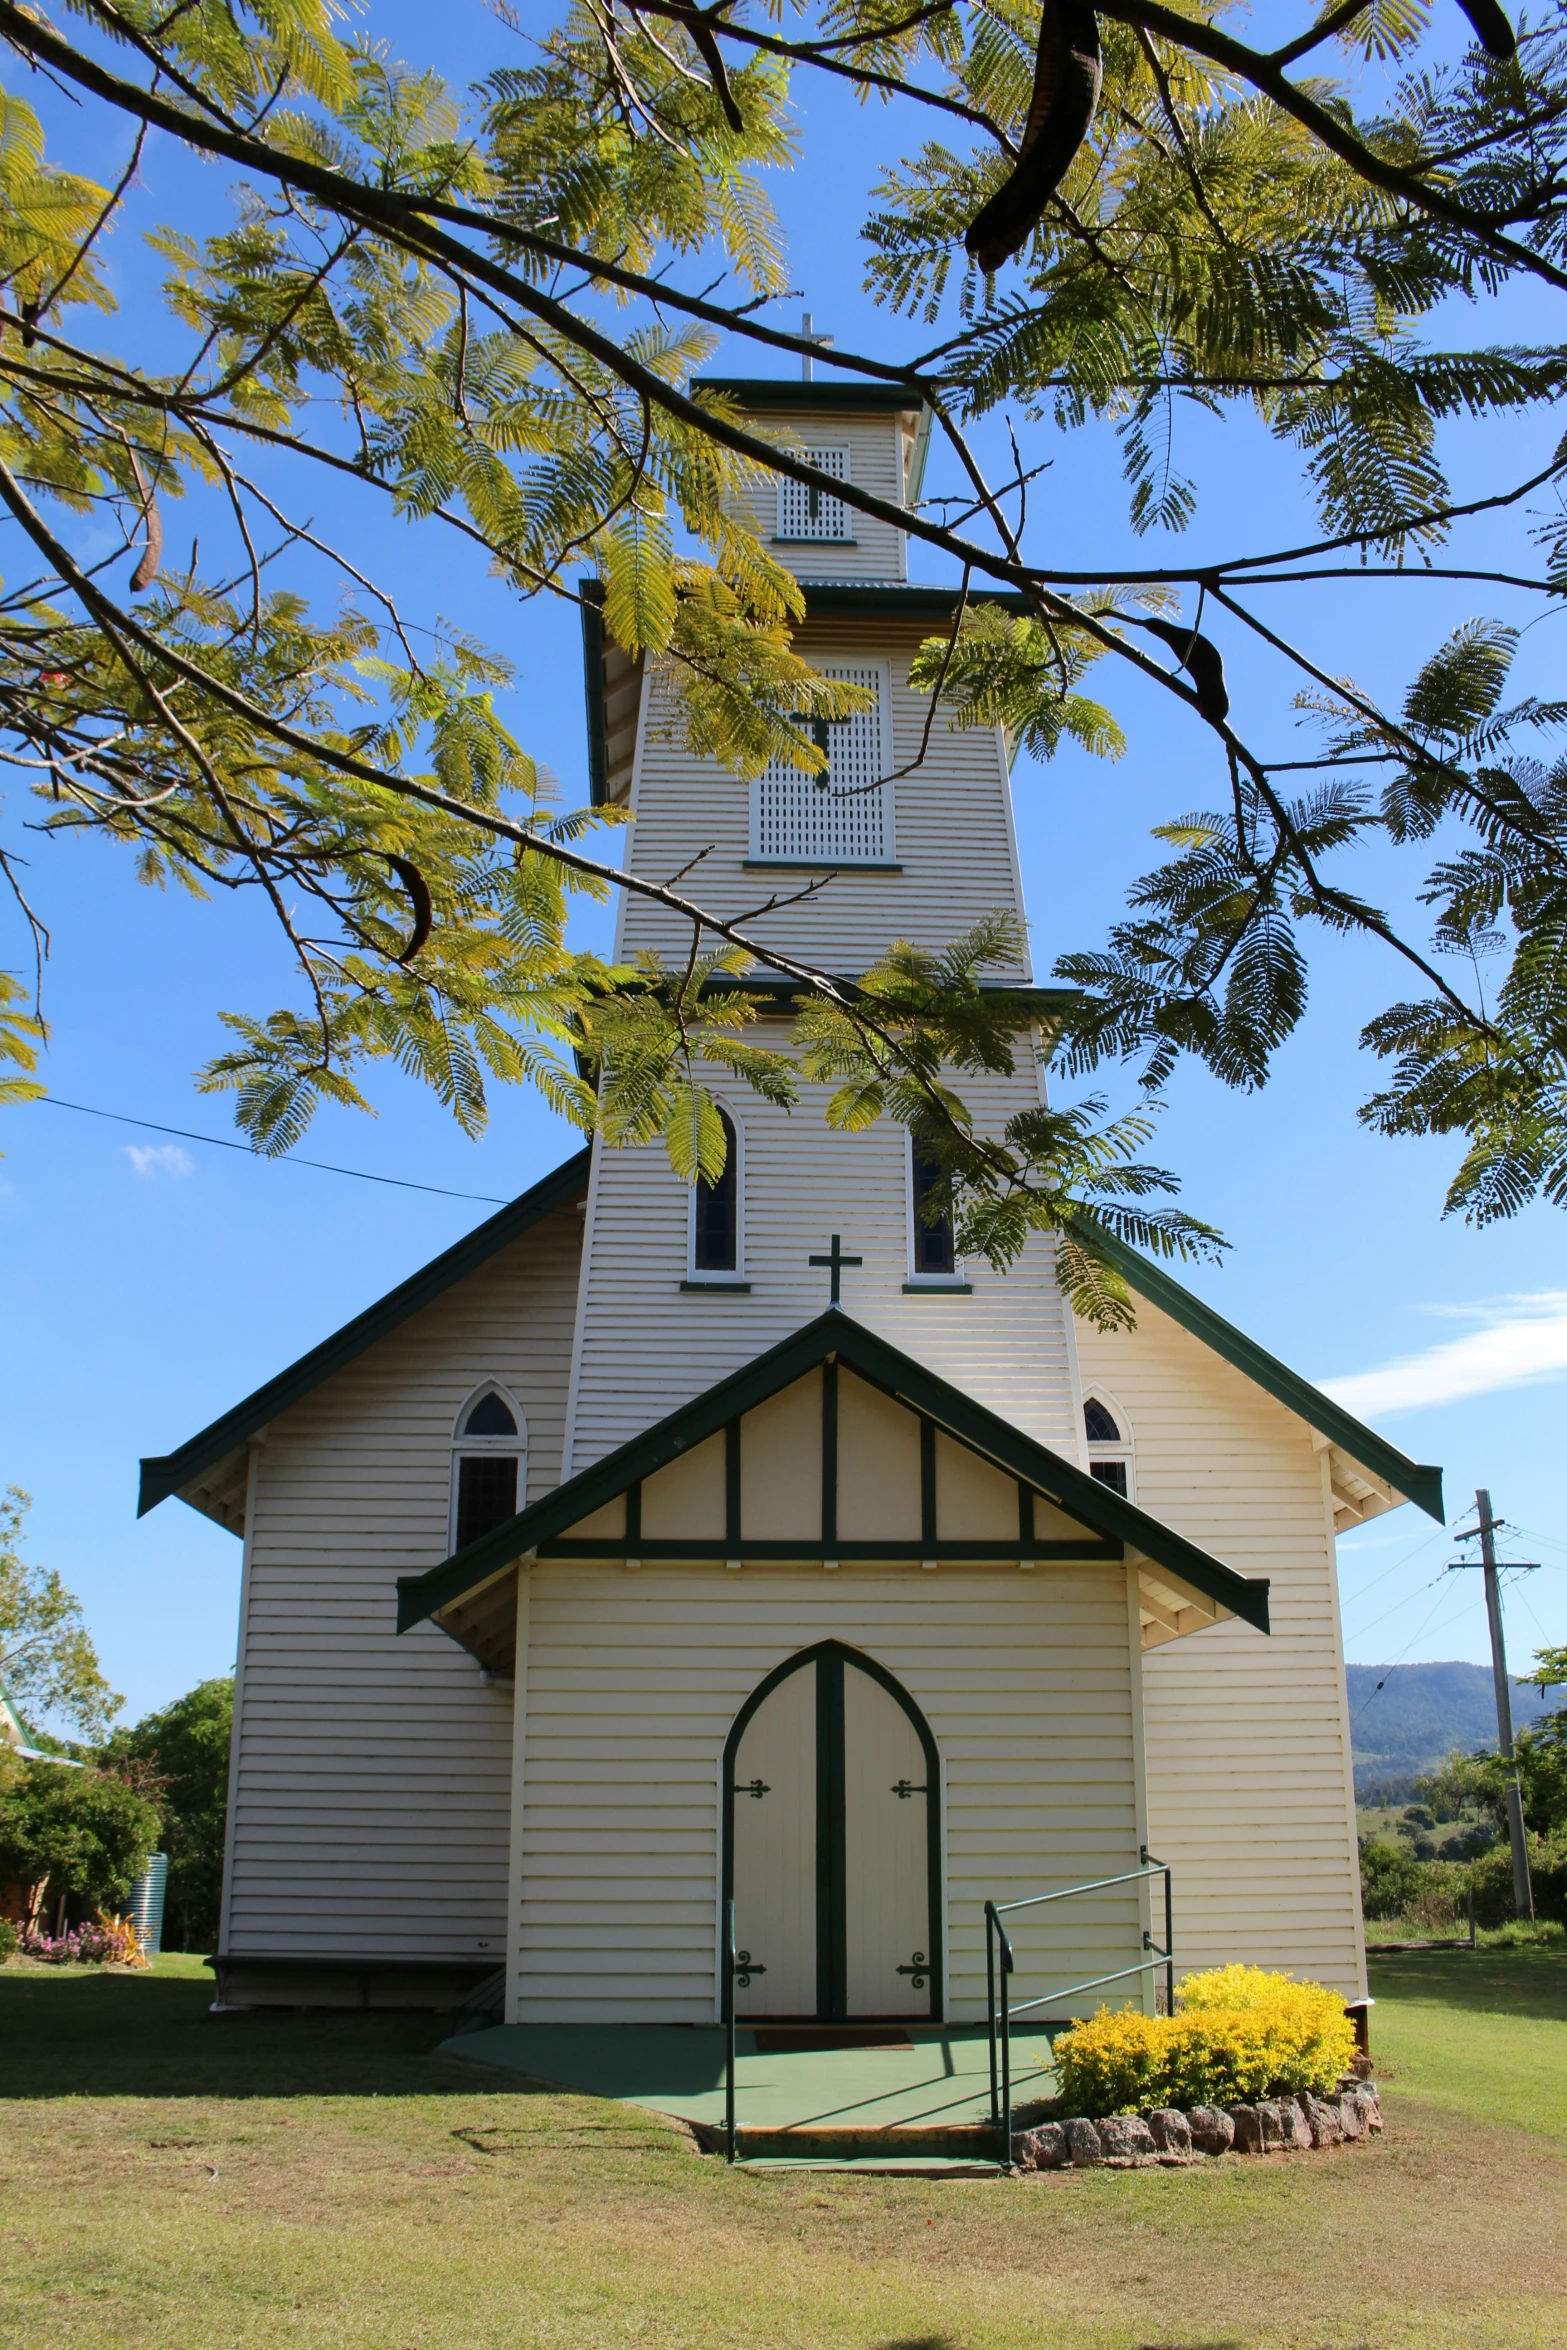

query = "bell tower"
[564, 377, 1076, 1477]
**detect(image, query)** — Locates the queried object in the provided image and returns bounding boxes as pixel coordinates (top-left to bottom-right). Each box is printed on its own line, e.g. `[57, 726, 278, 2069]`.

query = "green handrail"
[723, 1896, 738, 2163]
[985, 1846, 1175, 2165]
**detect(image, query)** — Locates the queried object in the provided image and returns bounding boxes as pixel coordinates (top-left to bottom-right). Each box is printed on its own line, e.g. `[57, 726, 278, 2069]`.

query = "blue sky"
[2, 5, 1563, 1731]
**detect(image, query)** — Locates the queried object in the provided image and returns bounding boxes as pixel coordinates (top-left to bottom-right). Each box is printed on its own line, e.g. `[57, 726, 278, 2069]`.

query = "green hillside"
[1349, 1661, 1559, 1796]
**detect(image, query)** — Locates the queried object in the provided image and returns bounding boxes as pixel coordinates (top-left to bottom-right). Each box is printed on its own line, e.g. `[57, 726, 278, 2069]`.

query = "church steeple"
[692, 373, 926, 586]
[562, 375, 1066, 1479]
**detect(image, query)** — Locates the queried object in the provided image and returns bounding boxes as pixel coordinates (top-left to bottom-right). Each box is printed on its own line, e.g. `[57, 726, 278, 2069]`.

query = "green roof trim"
[138, 1148, 592, 1521]
[580, 579, 610, 806]
[1083, 1224, 1445, 1523]
[801, 583, 1032, 620]
[397, 1308, 1270, 1636]
[693, 377, 925, 413]
[692, 971, 1076, 1021]
[577, 572, 1030, 806]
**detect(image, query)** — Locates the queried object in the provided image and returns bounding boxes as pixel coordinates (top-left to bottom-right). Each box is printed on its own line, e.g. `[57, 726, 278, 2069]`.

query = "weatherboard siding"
[1075, 1297, 1367, 1996]
[563, 1080, 1084, 1479]
[725, 406, 911, 586]
[510, 1564, 1146, 2025]
[613, 620, 1027, 976]
[222, 1207, 582, 1959]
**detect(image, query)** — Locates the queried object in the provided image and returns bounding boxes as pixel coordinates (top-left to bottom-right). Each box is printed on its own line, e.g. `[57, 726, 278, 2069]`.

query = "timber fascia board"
[397, 1307, 1270, 1635]
[138, 1147, 592, 1521]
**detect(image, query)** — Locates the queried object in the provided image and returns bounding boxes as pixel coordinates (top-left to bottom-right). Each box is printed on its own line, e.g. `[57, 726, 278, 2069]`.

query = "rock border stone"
[1013, 2082, 1381, 2171]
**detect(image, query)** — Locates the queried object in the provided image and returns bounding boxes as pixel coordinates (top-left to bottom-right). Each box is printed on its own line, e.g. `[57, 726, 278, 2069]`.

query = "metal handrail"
[723, 1896, 739, 2164]
[985, 1846, 1175, 2165]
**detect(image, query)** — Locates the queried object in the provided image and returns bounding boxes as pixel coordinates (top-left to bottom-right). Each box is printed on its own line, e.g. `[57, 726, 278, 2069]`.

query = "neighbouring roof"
[397, 1306, 1272, 1638]
[137, 1148, 592, 1524]
[1, 1679, 32, 1751]
[1084, 1226, 1444, 1525]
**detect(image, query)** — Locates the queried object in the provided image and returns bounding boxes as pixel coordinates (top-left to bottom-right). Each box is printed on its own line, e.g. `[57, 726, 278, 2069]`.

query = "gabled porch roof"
[397, 1306, 1272, 1642]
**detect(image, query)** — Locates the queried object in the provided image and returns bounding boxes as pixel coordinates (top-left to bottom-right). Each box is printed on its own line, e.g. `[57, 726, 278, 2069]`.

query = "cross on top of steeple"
[808, 1233, 862, 1305]
[800, 310, 834, 382]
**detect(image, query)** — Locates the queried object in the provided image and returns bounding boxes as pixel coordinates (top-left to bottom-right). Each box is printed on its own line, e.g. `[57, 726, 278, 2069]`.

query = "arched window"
[908, 1139, 957, 1279]
[450, 1383, 527, 1552]
[1083, 1392, 1134, 1499]
[691, 1108, 740, 1276]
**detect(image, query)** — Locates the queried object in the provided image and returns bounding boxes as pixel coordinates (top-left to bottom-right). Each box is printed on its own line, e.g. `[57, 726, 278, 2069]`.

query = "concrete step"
[694, 2120, 1005, 2162]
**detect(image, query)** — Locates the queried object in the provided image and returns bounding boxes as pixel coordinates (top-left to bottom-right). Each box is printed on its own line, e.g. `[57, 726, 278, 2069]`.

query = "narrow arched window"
[909, 1143, 956, 1278]
[693, 1109, 739, 1273]
[450, 1384, 527, 1552]
[1083, 1393, 1134, 1499]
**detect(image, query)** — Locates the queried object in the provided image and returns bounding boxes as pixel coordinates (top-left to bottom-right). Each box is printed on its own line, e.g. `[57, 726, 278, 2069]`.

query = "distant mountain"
[1348, 1660, 1560, 1796]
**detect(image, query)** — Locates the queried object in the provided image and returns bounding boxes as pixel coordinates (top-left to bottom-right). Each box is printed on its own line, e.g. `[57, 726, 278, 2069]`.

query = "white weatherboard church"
[141, 379, 1443, 2029]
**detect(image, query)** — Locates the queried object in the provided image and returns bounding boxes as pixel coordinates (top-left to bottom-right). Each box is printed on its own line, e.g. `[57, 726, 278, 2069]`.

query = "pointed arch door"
[722, 1642, 942, 2021]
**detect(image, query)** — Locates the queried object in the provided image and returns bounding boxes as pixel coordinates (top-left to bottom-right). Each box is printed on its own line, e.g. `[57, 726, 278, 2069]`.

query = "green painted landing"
[441, 2022, 1059, 2135]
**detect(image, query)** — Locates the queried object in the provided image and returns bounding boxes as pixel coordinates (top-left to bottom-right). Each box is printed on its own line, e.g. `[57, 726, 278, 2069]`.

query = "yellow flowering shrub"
[1052, 1966, 1357, 2117]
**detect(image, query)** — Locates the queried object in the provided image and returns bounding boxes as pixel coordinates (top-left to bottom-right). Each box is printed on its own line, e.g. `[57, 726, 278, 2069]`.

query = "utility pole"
[1449, 1489, 1537, 1919]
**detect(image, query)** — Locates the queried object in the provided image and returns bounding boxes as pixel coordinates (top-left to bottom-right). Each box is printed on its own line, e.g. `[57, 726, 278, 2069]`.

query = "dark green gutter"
[139, 1148, 592, 1520]
[693, 377, 925, 412]
[1085, 1225, 1445, 1523]
[580, 579, 609, 807]
[397, 1307, 1269, 1636]
[801, 583, 1032, 620]
[692, 972, 1076, 1021]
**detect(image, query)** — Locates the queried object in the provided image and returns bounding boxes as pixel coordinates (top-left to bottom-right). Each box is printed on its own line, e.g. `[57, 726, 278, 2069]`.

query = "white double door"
[728, 1647, 937, 2020]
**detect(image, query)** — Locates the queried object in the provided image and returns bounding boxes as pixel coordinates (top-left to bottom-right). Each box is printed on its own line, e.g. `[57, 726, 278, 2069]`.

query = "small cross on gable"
[808, 1233, 862, 1306]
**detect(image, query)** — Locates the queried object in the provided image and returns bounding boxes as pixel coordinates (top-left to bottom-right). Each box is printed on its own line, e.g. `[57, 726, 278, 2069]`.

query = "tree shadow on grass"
[0, 1967, 539, 2101]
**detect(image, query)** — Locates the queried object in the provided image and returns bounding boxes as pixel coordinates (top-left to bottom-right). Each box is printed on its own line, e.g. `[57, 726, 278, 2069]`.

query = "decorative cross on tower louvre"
[808, 1233, 862, 1306]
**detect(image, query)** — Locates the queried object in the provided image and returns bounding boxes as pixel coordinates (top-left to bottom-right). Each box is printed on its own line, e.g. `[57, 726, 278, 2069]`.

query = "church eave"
[398, 1308, 1270, 1637]
[1076, 1221, 1445, 1524]
[692, 377, 926, 414]
[137, 1147, 592, 1524]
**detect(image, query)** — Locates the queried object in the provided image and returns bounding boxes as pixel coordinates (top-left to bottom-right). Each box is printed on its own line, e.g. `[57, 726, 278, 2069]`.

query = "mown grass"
[1366, 1935, 1567, 2144]
[3, 1949, 1566, 2349]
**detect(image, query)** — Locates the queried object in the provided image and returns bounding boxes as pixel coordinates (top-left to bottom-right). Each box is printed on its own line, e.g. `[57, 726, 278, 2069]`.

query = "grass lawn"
[1367, 1938, 1567, 2145]
[3, 1949, 1566, 2349]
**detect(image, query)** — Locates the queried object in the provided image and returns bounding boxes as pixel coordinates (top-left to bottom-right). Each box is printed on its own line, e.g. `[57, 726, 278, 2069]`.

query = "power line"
[29, 1095, 509, 1206]
[1339, 1519, 1451, 1613]
[1349, 1578, 1487, 1730]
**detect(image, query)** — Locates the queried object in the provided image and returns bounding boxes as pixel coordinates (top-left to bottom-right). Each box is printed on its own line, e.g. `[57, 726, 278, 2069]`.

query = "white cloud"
[124, 1143, 194, 1179]
[1321, 1291, 1567, 1419]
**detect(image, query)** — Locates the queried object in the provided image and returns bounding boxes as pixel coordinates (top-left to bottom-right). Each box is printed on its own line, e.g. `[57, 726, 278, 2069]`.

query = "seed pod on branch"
[965, 0, 1102, 275]
[386, 855, 434, 964]
[1133, 614, 1230, 725]
[1454, 0, 1516, 58]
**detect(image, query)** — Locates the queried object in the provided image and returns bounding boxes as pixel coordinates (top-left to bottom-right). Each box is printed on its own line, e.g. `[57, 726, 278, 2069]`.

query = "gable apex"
[138, 1147, 591, 1525]
[397, 1308, 1270, 1637]
[1078, 1223, 1444, 1524]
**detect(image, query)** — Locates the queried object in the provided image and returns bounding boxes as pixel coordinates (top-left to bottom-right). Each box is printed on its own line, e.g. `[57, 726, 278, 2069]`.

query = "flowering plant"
[1052, 1965, 1357, 2117]
[20, 1910, 147, 1967]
